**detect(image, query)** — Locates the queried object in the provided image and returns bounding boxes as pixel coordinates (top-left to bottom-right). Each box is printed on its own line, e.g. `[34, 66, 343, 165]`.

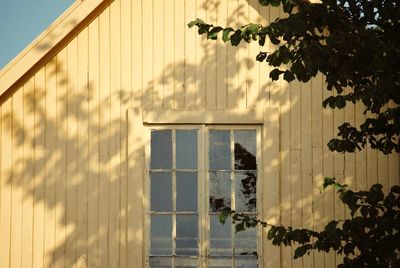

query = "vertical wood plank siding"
[0, 0, 398, 267]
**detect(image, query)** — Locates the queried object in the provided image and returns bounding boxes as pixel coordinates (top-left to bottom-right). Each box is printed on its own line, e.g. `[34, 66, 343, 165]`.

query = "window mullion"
[200, 124, 207, 268]
[230, 129, 235, 267]
[172, 129, 176, 266]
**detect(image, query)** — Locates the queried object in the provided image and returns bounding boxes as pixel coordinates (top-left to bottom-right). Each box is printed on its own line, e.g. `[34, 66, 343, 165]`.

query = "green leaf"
[208, 26, 223, 40]
[335, 96, 346, 109]
[218, 209, 230, 224]
[283, 70, 295, 82]
[270, 0, 281, 7]
[187, 18, 205, 28]
[294, 244, 312, 259]
[222, 28, 234, 42]
[230, 30, 242, 46]
[270, 68, 284, 81]
[235, 222, 245, 232]
[259, 0, 270, 6]
[256, 52, 267, 62]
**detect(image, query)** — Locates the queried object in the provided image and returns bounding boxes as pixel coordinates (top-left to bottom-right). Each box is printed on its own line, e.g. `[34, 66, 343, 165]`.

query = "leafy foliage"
[188, 0, 400, 154]
[220, 178, 400, 267]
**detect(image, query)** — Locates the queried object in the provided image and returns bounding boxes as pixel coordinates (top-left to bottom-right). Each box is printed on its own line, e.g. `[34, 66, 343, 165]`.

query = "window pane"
[234, 130, 257, 170]
[235, 172, 257, 212]
[234, 227, 257, 256]
[210, 215, 232, 256]
[151, 215, 172, 255]
[209, 171, 231, 212]
[151, 130, 172, 169]
[209, 130, 231, 170]
[209, 258, 233, 267]
[149, 257, 172, 267]
[176, 172, 197, 212]
[176, 215, 198, 255]
[175, 257, 198, 267]
[235, 257, 258, 268]
[151, 172, 172, 212]
[176, 130, 198, 169]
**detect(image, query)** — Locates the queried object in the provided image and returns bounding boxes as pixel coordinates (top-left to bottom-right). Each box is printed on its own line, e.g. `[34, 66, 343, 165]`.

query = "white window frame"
[127, 108, 281, 268]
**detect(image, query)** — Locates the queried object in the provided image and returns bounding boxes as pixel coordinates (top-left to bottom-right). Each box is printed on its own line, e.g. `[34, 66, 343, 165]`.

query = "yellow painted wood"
[142, 0, 154, 109]
[205, 1, 217, 109]
[54, 48, 67, 268]
[184, 0, 196, 108]
[21, 78, 34, 268]
[247, 0, 260, 108]
[301, 81, 313, 268]
[153, 0, 164, 110]
[98, 7, 111, 267]
[0, 102, 11, 268]
[127, 107, 146, 268]
[65, 38, 78, 268]
[110, 1, 122, 266]
[311, 74, 325, 268]
[87, 17, 100, 268]
[355, 102, 367, 191]
[44, 60, 57, 268]
[0, 1, 398, 268]
[10, 90, 23, 268]
[33, 68, 46, 268]
[175, 0, 185, 108]
[262, 107, 280, 268]
[163, 0, 175, 109]
[227, 0, 240, 109]
[290, 79, 302, 268]
[120, 0, 131, 266]
[216, 0, 228, 109]
[322, 81, 336, 268]
[132, 0, 143, 109]
[76, 28, 89, 268]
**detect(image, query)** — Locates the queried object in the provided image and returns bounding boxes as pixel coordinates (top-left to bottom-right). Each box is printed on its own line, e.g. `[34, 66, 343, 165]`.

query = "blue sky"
[0, 0, 75, 69]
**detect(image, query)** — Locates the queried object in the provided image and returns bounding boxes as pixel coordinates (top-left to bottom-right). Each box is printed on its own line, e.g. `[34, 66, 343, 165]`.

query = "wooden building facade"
[0, 0, 398, 267]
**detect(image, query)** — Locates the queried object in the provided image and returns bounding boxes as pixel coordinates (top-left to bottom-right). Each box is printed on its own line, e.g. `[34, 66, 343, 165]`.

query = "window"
[147, 125, 261, 268]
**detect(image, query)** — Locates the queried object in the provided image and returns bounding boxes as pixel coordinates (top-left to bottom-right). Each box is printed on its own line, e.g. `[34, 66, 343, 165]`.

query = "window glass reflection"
[151, 215, 172, 255]
[176, 130, 198, 169]
[209, 130, 231, 170]
[151, 130, 172, 169]
[176, 172, 197, 212]
[151, 172, 172, 212]
[176, 215, 198, 255]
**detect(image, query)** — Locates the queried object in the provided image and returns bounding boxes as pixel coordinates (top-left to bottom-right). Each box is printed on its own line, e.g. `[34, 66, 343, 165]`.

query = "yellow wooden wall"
[0, 0, 398, 267]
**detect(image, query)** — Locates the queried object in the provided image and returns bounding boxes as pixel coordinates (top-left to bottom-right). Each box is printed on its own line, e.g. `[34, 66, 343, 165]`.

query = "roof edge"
[0, 0, 111, 98]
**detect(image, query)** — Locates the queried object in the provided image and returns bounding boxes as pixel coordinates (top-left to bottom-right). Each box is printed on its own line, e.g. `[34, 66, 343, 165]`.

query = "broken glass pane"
[150, 215, 172, 255]
[235, 172, 257, 212]
[234, 130, 257, 170]
[176, 172, 197, 212]
[176, 215, 198, 255]
[209, 130, 231, 170]
[209, 171, 231, 212]
[149, 257, 172, 267]
[176, 130, 198, 169]
[151, 130, 172, 169]
[234, 227, 257, 257]
[210, 215, 232, 256]
[151, 172, 172, 212]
